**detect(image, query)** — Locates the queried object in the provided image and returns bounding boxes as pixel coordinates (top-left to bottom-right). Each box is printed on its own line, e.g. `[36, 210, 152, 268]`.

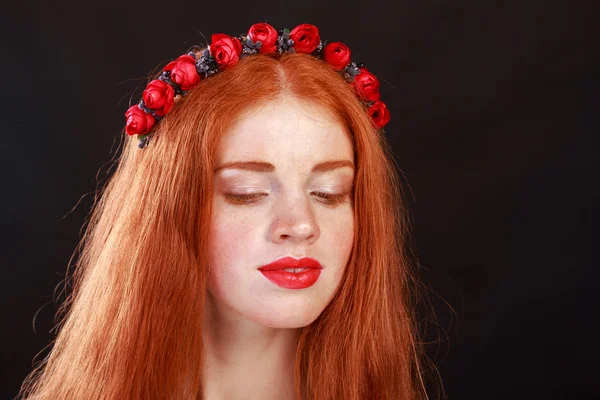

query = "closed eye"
[223, 192, 350, 206]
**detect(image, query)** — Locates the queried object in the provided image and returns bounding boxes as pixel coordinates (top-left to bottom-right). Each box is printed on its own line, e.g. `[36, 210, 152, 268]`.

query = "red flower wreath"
[125, 22, 391, 148]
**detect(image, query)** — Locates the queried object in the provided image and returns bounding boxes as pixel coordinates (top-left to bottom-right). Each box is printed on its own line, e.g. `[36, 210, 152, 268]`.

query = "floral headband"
[124, 23, 391, 149]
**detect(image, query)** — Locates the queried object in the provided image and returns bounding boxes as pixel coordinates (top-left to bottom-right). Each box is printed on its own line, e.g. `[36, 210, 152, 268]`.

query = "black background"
[1, 0, 597, 399]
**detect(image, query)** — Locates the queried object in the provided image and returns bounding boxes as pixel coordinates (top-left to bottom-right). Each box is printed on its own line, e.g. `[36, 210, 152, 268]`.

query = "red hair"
[17, 52, 443, 399]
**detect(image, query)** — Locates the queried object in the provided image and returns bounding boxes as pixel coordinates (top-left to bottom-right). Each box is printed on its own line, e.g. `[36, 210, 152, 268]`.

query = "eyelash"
[224, 192, 350, 206]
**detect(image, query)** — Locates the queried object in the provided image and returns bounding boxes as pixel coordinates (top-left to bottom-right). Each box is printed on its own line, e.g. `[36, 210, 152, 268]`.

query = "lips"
[258, 256, 323, 289]
[258, 256, 323, 271]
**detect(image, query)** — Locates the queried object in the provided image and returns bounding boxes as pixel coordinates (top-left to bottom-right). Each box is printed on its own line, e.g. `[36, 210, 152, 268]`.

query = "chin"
[249, 304, 325, 329]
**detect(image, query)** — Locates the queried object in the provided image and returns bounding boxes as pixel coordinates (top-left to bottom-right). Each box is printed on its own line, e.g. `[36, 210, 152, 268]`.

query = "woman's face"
[208, 96, 355, 328]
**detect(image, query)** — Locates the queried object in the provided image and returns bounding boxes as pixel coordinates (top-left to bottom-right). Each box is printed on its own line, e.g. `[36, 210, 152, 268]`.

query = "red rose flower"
[323, 42, 351, 70]
[368, 100, 390, 128]
[289, 23, 320, 53]
[163, 55, 200, 91]
[210, 33, 242, 68]
[125, 105, 156, 136]
[352, 68, 380, 102]
[142, 80, 175, 116]
[248, 23, 278, 53]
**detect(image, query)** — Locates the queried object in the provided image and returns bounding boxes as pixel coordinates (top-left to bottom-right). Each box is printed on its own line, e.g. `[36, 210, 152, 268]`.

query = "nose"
[269, 191, 320, 245]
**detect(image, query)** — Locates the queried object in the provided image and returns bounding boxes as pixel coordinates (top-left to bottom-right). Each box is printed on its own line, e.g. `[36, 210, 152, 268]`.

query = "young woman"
[17, 22, 442, 400]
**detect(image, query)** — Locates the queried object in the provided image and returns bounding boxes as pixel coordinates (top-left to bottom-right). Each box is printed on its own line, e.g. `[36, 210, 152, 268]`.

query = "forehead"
[215, 97, 354, 166]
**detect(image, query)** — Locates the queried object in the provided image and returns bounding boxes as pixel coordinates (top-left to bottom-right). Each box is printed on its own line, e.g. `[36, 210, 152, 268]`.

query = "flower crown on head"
[125, 23, 391, 149]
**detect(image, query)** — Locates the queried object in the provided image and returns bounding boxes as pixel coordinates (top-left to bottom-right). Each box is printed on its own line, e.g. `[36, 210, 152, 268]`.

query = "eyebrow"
[214, 159, 355, 174]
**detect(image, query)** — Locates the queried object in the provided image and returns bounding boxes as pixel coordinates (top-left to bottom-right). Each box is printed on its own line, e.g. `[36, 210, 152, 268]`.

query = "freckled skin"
[208, 96, 355, 329]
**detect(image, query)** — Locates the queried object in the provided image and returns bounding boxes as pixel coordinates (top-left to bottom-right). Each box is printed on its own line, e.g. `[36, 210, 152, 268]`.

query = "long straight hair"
[17, 51, 442, 399]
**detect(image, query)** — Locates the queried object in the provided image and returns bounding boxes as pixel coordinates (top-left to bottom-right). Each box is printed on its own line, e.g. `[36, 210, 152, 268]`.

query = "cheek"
[207, 208, 259, 286]
[320, 209, 355, 281]
[330, 209, 355, 251]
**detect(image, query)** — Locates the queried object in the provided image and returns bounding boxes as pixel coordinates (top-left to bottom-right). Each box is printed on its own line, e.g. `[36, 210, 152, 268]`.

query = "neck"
[201, 291, 300, 400]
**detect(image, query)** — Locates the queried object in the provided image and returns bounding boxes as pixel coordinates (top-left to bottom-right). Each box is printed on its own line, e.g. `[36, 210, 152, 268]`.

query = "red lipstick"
[258, 256, 323, 289]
